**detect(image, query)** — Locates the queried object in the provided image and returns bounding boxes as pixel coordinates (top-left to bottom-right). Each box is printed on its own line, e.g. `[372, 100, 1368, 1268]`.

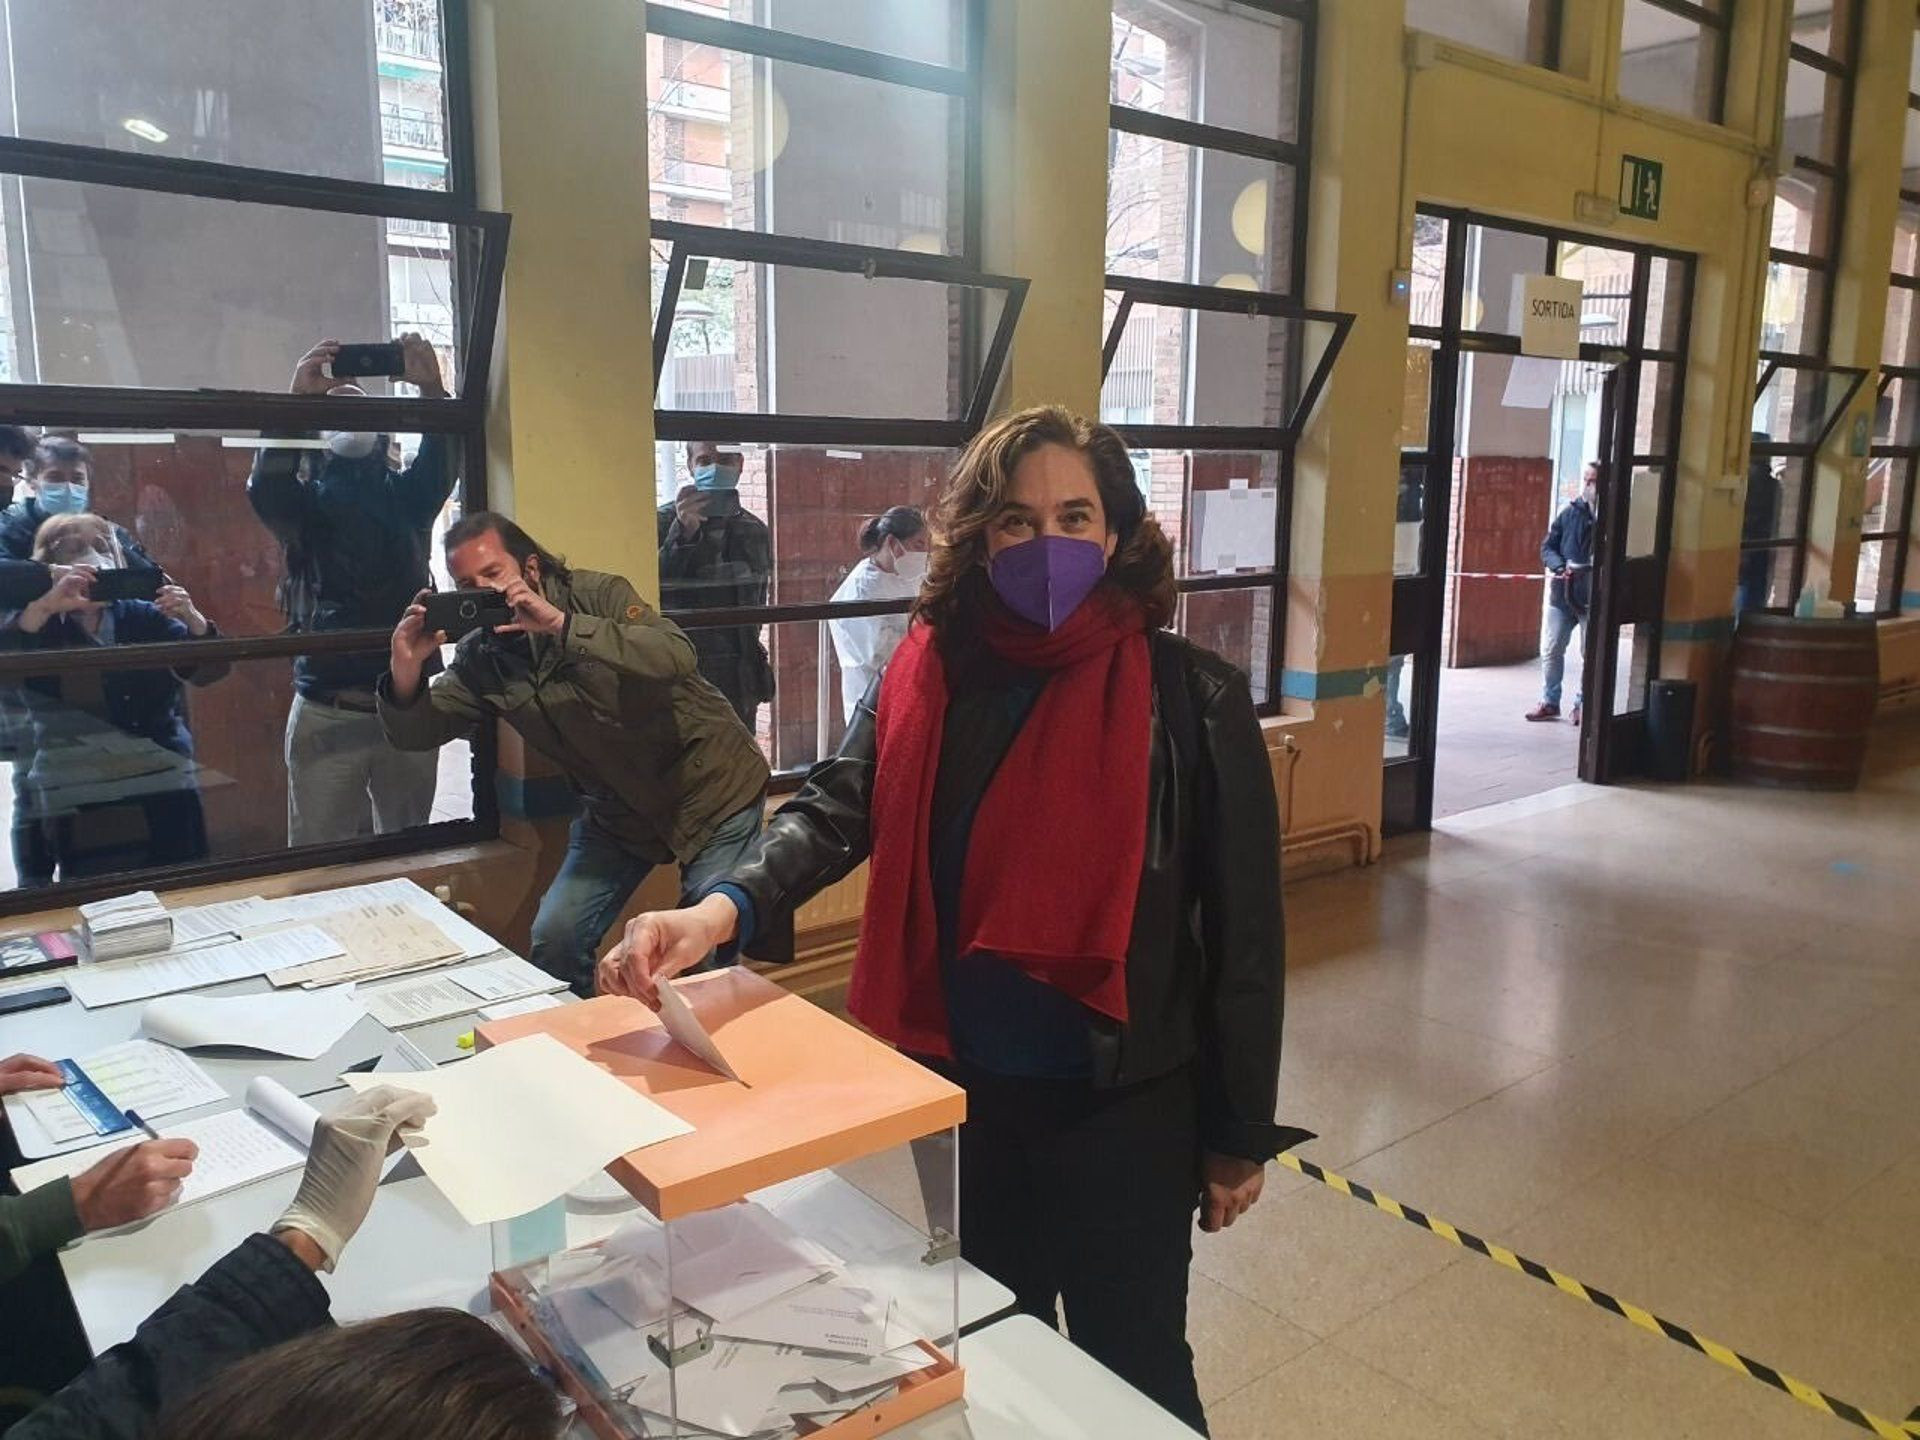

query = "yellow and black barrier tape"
[1276, 1152, 1920, 1439]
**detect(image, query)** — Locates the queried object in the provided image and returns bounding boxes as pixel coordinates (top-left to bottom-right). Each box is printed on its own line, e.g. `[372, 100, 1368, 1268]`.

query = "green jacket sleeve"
[376, 659, 489, 751]
[0, 1178, 83, 1283]
[563, 574, 698, 683]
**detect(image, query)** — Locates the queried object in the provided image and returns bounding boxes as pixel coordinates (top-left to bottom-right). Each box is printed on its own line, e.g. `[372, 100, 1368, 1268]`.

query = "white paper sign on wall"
[1513, 273, 1585, 359]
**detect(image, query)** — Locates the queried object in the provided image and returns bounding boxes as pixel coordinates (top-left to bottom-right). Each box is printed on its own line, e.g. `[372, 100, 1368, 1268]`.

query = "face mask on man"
[989, 535, 1108, 631]
[893, 548, 930, 584]
[1582, 481, 1598, 507]
[36, 480, 89, 516]
[324, 431, 380, 460]
[692, 461, 740, 493]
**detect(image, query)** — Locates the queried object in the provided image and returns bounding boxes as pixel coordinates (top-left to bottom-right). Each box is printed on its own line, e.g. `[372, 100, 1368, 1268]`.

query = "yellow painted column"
[467, 0, 661, 597]
[978, 0, 1109, 416]
[1807, 0, 1910, 605]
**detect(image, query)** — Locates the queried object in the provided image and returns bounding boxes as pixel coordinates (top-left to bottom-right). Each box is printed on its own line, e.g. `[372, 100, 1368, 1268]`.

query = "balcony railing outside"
[377, 18, 441, 63]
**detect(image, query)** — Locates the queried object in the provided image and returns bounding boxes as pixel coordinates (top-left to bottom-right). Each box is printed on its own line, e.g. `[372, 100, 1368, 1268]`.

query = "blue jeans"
[1541, 602, 1586, 708]
[529, 800, 764, 995]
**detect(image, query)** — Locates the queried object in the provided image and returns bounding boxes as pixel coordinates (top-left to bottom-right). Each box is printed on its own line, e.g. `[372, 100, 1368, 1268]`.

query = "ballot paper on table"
[653, 977, 745, 1084]
[713, 1277, 891, 1358]
[5, 1040, 230, 1155]
[631, 1339, 816, 1439]
[266, 903, 462, 988]
[341, 1032, 693, 1225]
[65, 926, 346, 1009]
[666, 1203, 843, 1323]
[359, 955, 564, 1030]
[168, 896, 285, 950]
[141, 986, 365, 1060]
[10, 1092, 313, 1212]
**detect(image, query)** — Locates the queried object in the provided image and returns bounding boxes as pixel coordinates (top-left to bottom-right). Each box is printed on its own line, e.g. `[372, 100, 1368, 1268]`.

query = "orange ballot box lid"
[475, 967, 965, 1220]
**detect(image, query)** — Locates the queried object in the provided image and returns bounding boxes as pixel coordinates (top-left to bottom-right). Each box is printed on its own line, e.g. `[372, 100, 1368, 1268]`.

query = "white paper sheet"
[655, 978, 744, 1084]
[813, 1346, 934, 1395]
[340, 1032, 694, 1225]
[360, 956, 562, 1029]
[549, 1284, 661, 1390]
[245, 1075, 323, 1149]
[478, 993, 566, 1023]
[1188, 486, 1278, 574]
[65, 927, 345, 1009]
[631, 1339, 814, 1439]
[169, 897, 282, 948]
[5, 1039, 229, 1154]
[714, 1279, 889, 1358]
[10, 1106, 307, 1211]
[142, 987, 364, 1059]
[667, 1204, 841, 1323]
[266, 879, 500, 961]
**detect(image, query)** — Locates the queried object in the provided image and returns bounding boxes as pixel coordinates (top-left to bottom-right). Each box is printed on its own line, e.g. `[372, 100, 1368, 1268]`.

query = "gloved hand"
[273, 1085, 435, 1272]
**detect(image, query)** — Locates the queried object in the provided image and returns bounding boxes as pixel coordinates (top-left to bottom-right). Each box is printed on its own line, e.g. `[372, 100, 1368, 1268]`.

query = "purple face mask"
[988, 535, 1108, 630]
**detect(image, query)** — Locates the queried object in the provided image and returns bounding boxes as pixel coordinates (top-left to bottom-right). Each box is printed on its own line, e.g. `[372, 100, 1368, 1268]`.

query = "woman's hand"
[156, 584, 209, 637]
[0, 1053, 65, 1095]
[1199, 1153, 1265, 1233]
[20, 569, 95, 633]
[597, 893, 740, 1007]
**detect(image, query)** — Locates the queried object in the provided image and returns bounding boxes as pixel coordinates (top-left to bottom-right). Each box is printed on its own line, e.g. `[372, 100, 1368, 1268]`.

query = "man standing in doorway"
[1527, 461, 1597, 726]
[657, 441, 773, 731]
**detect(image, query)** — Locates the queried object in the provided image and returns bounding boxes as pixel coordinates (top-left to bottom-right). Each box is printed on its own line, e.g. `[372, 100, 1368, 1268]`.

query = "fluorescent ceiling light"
[76, 432, 174, 445]
[221, 437, 333, 450]
[121, 117, 168, 144]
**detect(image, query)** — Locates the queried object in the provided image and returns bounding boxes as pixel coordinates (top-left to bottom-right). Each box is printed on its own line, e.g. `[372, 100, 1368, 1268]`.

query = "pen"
[123, 1108, 161, 1142]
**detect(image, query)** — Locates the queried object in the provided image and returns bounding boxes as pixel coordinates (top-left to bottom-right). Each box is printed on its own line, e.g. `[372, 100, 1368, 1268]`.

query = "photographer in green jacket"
[378, 513, 769, 994]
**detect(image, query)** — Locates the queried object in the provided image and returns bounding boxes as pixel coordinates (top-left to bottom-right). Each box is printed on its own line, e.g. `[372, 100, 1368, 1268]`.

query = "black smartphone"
[0, 984, 69, 1015]
[90, 569, 163, 603]
[421, 588, 513, 640]
[329, 341, 406, 380]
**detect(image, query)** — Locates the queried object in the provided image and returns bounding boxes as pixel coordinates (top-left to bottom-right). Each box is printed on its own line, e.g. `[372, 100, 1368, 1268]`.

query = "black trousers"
[947, 1062, 1207, 1434]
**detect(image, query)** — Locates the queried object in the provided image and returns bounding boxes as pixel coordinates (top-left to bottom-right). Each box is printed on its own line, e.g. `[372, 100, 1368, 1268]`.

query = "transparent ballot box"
[480, 969, 966, 1440]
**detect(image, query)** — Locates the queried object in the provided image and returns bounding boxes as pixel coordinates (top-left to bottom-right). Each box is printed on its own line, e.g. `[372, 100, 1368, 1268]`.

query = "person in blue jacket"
[4, 514, 228, 882]
[1527, 462, 1597, 726]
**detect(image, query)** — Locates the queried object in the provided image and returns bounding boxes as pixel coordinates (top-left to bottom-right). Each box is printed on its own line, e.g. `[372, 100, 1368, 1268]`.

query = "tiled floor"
[1197, 713, 1920, 1438]
[1431, 657, 1585, 820]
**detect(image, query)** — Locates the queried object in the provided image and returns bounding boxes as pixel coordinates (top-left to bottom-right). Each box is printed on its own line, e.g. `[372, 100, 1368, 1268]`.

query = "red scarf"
[849, 591, 1152, 1057]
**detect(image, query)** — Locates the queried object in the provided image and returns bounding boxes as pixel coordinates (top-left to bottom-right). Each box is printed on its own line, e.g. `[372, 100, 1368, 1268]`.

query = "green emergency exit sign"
[1620, 155, 1663, 221]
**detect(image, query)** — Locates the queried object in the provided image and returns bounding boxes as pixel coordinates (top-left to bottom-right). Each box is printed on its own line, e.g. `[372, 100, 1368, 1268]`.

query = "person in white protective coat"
[827, 506, 929, 724]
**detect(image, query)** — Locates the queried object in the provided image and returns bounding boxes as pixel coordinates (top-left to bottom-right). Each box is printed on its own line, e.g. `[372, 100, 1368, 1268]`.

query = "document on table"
[655, 977, 744, 1084]
[714, 1278, 891, 1358]
[6, 1040, 230, 1155]
[267, 879, 500, 962]
[360, 956, 564, 1030]
[341, 1032, 693, 1225]
[10, 1106, 307, 1212]
[141, 986, 365, 1059]
[266, 903, 461, 988]
[64, 926, 345, 1009]
[169, 897, 283, 949]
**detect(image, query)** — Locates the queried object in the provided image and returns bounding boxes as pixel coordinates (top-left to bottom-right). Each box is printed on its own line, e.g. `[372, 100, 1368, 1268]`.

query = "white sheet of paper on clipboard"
[655, 978, 744, 1084]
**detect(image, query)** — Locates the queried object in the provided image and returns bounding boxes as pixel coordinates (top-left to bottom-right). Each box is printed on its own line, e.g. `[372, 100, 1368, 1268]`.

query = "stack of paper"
[360, 956, 565, 1029]
[265, 902, 462, 988]
[536, 1203, 935, 1439]
[64, 927, 346, 1009]
[11, 1105, 308, 1214]
[78, 892, 172, 962]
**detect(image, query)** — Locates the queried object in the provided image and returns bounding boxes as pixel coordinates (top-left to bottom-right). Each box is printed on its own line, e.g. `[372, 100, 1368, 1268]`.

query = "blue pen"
[123, 1108, 161, 1141]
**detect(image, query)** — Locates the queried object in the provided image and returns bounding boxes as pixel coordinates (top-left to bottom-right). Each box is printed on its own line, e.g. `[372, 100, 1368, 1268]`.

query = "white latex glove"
[273, 1085, 436, 1272]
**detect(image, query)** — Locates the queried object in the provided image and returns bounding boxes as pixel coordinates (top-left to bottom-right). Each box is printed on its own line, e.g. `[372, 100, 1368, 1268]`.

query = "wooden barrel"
[1729, 614, 1879, 789]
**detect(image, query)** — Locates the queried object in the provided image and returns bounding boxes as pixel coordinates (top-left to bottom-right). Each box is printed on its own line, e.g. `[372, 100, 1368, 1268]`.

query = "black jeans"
[946, 1061, 1207, 1434]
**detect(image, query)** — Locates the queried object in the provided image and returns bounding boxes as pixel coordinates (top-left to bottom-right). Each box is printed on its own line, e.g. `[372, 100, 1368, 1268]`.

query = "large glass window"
[1102, 1, 1335, 712]
[645, 2, 1006, 779]
[1107, 0, 1309, 297]
[1404, 0, 1561, 69]
[1617, 0, 1731, 124]
[1864, 59, 1920, 618]
[0, 2, 507, 914]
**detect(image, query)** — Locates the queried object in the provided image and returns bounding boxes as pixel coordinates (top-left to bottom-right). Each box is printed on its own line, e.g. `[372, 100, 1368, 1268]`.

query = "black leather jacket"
[730, 629, 1308, 1162]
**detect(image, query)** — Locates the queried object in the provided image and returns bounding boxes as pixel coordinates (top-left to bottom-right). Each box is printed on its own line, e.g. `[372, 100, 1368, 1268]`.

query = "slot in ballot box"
[480, 968, 967, 1440]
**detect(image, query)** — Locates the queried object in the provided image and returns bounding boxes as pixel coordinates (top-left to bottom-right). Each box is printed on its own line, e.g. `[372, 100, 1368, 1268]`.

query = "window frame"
[644, 0, 997, 786]
[1745, 356, 1870, 609]
[0, 0, 511, 915]
[1405, 0, 1565, 72]
[1869, 66, 1920, 619]
[1618, 0, 1736, 126]
[1098, 273, 1352, 709]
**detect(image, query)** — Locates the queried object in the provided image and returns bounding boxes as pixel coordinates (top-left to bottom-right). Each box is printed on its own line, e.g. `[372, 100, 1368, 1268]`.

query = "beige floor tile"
[1185, 1273, 1316, 1407]
[1206, 1342, 1499, 1440]
[1822, 1152, 1920, 1265]
[1190, 1173, 1461, 1338]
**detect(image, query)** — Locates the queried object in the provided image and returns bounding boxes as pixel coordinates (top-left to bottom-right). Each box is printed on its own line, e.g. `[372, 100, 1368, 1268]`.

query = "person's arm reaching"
[600, 678, 881, 1002]
[377, 591, 488, 748]
[10, 1090, 431, 1440]
[1190, 665, 1312, 1231]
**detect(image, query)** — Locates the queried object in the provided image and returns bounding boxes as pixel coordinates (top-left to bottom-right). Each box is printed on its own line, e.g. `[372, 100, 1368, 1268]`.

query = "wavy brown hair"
[916, 405, 1174, 638]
